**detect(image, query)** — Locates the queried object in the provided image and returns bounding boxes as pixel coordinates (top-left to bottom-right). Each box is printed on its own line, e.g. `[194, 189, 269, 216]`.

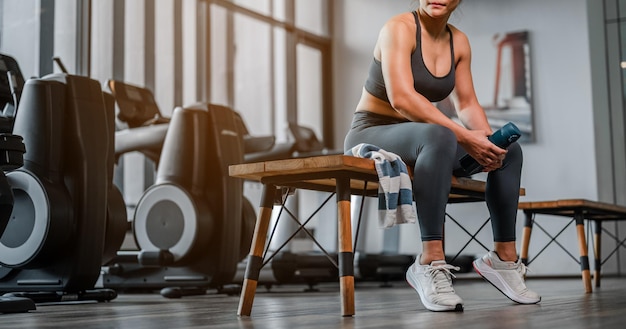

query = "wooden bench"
[230, 154, 524, 317]
[518, 199, 626, 293]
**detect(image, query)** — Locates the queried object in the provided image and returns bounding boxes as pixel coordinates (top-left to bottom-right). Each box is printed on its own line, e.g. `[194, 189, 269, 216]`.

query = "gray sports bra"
[364, 11, 455, 103]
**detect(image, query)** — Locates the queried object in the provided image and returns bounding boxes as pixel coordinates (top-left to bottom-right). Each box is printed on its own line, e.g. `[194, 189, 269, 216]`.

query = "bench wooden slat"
[230, 155, 376, 180]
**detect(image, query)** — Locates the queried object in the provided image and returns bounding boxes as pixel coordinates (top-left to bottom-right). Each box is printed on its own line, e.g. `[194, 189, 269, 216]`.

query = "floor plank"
[1, 277, 625, 329]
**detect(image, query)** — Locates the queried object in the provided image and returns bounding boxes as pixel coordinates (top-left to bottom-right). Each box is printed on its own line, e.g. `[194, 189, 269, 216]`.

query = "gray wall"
[333, 0, 622, 276]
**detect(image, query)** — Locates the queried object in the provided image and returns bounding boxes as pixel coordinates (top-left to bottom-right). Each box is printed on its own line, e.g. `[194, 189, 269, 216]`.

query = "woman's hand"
[461, 129, 507, 172]
[482, 152, 506, 172]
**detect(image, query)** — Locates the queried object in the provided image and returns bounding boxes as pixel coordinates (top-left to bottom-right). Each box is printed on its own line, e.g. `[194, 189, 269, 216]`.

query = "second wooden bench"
[518, 199, 626, 293]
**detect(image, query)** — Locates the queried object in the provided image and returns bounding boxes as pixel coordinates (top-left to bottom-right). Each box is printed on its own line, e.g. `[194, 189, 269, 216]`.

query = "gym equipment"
[0, 72, 121, 303]
[102, 103, 256, 297]
[48, 57, 128, 268]
[104, 78, 302, 297]
[234, 112, 295, 163]
[288, 123, 327, 156]
[107, 80, 170, 165]
[0, 53, 35, 313]
[101, 91, 132, 266]
[104, 80, 340, 293]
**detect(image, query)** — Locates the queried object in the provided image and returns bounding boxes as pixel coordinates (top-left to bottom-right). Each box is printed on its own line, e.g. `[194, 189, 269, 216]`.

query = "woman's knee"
[504, 142, 523, 165]
[421, 124, 457, 156]
[413, 125, 457, 171]
[426, 124, 456, 143]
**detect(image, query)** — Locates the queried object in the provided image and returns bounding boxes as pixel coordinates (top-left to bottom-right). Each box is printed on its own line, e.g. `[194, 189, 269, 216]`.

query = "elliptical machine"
[0, 68, 124, 303]
[102, 103, 256, 298]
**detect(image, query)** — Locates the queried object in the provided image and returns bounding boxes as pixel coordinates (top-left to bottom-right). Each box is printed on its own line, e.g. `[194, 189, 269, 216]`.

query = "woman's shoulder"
[380, 12, 416, 38]
[374, 12, 416, 58]
[447, 24, 471, 54]
[390, 11, 416, 22]
[447, 24, 468, 42]
[448, 24, 471, 45]
[384, 12, 416, 30]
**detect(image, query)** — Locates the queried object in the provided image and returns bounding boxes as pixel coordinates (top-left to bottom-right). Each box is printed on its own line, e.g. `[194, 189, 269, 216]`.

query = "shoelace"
[514, 260, 532, 277]
[512, 261, 534, 295]
[424, 264, 460, 293]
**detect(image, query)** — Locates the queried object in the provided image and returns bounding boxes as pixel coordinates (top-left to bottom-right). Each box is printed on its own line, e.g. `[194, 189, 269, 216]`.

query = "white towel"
[346, 143, 417, 228]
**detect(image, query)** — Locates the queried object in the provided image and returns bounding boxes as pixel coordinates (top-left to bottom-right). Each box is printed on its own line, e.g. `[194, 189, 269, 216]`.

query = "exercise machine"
[0, 71, 122, 303]
[102, 103, 257, 298]
[103, 78, 299, 298]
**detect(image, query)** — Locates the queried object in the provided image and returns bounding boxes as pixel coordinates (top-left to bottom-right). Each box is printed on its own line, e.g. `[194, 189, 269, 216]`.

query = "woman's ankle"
[494, 242, 518, 262]
[420, 240, 446, 264]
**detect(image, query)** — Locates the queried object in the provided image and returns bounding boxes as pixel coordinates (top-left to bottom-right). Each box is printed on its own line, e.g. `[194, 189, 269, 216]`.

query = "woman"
[343, 0, 540, 312]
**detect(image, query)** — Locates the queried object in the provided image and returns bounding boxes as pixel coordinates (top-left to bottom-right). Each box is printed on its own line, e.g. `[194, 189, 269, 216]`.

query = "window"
[207, 0, 333, 146]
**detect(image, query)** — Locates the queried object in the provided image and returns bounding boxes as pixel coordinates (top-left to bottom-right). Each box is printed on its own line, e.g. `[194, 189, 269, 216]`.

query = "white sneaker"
[406, 258, 464, 312]
[473, 251, 541, 304]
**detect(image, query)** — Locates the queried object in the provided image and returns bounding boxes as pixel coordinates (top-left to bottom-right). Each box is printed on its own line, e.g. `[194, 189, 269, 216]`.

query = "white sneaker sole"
[472, 258, 541, 304]
[405, 265, 464, 312]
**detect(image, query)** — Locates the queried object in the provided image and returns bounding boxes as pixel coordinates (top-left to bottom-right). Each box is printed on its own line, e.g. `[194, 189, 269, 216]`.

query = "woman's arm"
[449, 28, 491, 132]
[449, 27, 506, 170]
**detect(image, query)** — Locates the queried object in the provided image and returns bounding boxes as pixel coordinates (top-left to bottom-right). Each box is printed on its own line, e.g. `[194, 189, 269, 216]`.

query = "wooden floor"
[1, 276, 625, 329]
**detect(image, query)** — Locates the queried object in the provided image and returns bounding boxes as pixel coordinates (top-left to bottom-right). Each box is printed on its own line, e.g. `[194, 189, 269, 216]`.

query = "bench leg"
[238, 183, 276, 317]
[593, 220, 602, 288]
[336, 177, 355, 317]
[575, 212, 592, 293]
[520, 210, 533, 266]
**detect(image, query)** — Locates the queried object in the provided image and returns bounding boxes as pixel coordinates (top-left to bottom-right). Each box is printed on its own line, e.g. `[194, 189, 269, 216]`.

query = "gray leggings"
[343, 111, 522, 242]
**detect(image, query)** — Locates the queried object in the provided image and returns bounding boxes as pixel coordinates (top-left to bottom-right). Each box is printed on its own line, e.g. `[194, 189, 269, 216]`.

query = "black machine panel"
[0, 73, 115, 297]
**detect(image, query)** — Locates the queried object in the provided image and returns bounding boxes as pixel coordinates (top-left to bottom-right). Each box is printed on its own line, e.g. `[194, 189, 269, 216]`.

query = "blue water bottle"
[458, 122, 521, 176]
